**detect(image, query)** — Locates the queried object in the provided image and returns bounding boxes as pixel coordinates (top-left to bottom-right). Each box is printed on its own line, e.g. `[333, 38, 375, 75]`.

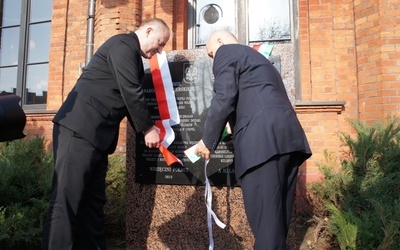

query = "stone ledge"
[295, 101, 346, 114]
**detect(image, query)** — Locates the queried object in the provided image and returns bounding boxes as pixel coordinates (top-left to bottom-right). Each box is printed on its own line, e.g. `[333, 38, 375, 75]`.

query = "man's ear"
[217, 38, 223, 45]
[146, 27, 153, 37]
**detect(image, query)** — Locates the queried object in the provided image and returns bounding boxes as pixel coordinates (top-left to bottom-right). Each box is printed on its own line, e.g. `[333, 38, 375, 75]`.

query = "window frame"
[0, 0, 52, 111]
[188, 0, 302, 100]
[188, 0, 294, 47]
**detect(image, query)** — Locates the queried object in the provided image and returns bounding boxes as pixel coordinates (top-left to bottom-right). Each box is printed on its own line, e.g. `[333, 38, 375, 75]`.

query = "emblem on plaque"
[183, 64, 198, 83]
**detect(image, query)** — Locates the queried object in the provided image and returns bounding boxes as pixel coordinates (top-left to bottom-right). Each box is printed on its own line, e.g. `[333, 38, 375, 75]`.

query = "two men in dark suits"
[42, 18, 171, 249]
[195, 30, 312, 249]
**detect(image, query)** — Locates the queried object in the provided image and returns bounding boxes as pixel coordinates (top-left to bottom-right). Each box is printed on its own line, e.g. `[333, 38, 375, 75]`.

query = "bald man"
[42, 18, 171, 249]
[195, 30, 312, 249]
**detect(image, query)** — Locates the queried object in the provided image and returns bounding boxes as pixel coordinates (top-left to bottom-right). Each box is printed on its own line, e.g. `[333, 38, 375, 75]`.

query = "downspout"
[85, 0, 96, 66]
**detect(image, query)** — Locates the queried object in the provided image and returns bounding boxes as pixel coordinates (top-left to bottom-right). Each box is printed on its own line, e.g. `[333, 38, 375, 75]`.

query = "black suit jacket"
[53, 32, 153, 154]
[202, 44, 312, 179]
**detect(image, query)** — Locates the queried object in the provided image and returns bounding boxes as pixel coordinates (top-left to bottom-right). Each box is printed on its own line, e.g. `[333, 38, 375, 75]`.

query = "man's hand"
[195, 140, 211, 159]
[143, 126, 160, 148]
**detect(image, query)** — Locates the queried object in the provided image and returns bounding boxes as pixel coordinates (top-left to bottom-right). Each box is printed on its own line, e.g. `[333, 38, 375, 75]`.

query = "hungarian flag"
[252, 43, 274, 59]
[149, 51, 182, 166]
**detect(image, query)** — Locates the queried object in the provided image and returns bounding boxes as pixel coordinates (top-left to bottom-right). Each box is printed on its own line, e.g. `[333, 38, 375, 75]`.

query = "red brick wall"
[94, 0, 142, 47]
[298, 0, 358, 182]
[24, 114, 54, 150]
[296, 0, 400, 183]
[46, 0, 69, 111]
[354, 0, 400, 121]
[141, 0, 188, 50]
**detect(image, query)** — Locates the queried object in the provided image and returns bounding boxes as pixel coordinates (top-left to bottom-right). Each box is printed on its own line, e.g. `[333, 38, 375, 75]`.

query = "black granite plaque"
[135, 60, 237, 186]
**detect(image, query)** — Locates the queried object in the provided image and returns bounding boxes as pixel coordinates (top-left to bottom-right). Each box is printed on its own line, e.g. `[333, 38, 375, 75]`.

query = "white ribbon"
[204, 159, 226, 250]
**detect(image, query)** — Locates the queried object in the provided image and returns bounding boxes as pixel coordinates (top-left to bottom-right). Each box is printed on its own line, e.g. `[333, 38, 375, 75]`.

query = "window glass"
[0, 67, 17, 94]
[196, 0, 236, 46]
[30, 0, 53, 23]
[1, 0, 22, 26]
[25, 64, 48, 104]
[192, 0, 291, 47]
[27, 22, 51, 64]
[0, 0, 53, 106]
[248, 0, 291, 41]
[0, 27, 20, 66]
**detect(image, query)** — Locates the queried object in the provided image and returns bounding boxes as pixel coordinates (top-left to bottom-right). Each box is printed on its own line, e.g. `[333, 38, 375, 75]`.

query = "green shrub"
[0, 137, 127, 248]
[104, 153, 126, 243]
[0, 136, 53, 249]
[308, 116, 400, 250]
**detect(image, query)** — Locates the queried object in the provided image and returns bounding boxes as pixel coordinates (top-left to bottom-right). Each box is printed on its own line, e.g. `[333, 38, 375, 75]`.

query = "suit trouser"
[42, 124, 108, 250]
[240, 153, 301, 250]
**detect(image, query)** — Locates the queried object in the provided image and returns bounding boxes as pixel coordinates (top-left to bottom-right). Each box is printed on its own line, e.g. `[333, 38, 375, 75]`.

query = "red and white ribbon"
[149, 51, 182, 166]
[150, 52, 226, 249]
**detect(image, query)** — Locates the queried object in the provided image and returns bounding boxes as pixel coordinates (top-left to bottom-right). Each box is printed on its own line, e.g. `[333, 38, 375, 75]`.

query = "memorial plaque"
[135, 59, 237, 186]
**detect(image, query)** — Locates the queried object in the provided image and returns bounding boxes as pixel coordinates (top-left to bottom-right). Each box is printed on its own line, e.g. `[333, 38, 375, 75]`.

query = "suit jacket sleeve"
[107, 36, 153, 133]
[202, 48, 238, 150]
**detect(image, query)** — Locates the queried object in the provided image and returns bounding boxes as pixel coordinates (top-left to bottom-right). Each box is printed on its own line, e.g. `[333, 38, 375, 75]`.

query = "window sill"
[295, 101, 346, 114]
